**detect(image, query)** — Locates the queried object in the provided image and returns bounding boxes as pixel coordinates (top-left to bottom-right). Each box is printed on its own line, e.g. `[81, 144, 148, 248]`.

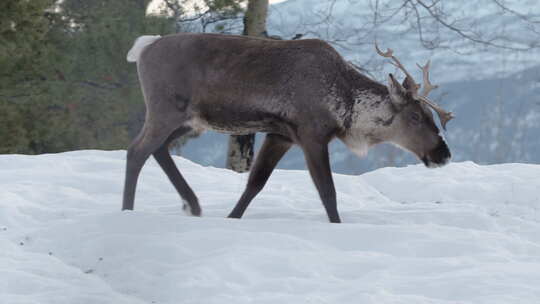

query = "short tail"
[126, 35, 162, 62]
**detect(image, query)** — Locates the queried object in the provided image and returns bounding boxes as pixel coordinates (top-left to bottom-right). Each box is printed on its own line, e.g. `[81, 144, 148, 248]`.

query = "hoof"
[182, 201, 202, 217]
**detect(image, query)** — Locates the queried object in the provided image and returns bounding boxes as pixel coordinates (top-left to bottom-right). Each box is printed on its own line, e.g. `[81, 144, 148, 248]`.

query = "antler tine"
[374, 43, 394, 58]
[415, 60, 453, 130]
[375, 42, 417, 89]
[417, 96, 454, 130]
[416, 60, 439, 97]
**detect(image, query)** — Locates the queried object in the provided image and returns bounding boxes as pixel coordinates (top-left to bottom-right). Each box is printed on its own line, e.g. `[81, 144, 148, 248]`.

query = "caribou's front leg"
[228, 134, 292, 219]
[301, 139, 341, 223]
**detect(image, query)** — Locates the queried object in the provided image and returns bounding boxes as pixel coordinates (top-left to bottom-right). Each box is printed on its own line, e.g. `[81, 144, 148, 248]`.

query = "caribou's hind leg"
[122, 121, 180, 211]
[153, 127, 201, 216]
[228, 134, 292, 219]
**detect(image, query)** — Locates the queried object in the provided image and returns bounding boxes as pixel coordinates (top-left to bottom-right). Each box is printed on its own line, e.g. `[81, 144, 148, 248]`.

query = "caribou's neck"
[340, 87, 395, 157]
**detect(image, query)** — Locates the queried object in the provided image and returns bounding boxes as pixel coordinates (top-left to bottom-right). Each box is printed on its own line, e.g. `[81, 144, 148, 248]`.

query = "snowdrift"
[1, 150, 539, 303]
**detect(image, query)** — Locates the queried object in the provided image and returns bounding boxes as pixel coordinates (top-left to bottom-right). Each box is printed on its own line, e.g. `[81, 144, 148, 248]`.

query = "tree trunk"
[242, 0, 268, 36]
[226, 0, 268, 172]
[226, 133, 256, 172]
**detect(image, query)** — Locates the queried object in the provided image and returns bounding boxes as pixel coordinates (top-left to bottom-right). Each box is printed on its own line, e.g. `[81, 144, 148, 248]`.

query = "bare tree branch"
[491, 0, 540, 24]
[414, 0, 539, 51]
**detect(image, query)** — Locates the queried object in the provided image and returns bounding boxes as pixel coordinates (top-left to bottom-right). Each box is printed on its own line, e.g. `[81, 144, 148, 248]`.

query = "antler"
[416, 60, 439, 97]
[375, 43, 420, 93]
[375, 43, 454, 130]
[416, 95, 454, 130]
[415, 60, 454, 130]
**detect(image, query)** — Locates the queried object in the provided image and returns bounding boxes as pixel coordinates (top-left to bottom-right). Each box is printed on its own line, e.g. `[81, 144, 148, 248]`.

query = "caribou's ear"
[402, 75, 420, 96]
[387, 73, 408, 110]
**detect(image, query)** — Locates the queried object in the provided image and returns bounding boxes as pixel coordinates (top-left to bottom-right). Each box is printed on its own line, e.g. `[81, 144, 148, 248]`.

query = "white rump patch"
[126, 35, 162, 62]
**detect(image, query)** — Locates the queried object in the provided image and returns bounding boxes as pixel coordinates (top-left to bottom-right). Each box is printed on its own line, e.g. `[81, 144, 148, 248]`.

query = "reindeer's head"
[376, 44, 454, 168]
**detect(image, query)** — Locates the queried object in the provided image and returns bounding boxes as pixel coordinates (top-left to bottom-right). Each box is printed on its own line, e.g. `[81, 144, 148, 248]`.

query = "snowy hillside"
[2, 151, 540, 303]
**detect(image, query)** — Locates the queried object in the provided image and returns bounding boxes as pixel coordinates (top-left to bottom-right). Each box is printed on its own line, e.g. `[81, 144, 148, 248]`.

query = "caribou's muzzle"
[421, 139, 451, 168]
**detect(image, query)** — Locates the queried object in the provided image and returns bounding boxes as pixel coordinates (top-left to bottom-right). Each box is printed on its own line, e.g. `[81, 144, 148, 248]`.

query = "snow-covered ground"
[1, 150, 540, 304]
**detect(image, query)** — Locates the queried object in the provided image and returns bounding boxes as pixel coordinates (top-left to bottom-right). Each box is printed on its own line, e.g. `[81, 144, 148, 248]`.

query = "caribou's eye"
[410, 112, 421, 124]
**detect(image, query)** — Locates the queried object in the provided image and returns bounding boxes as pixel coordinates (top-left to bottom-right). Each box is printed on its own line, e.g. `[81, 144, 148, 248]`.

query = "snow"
[1, 150, 540, 303]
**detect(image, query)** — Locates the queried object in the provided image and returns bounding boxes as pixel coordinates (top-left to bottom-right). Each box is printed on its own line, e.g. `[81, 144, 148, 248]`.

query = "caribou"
[123, 33, 453, 223]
